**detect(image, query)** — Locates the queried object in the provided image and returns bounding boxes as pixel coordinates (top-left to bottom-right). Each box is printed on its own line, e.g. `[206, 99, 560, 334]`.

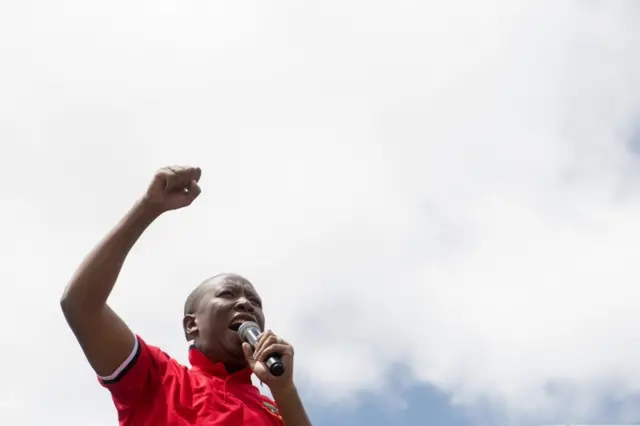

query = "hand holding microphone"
[238, 322, 294, 388]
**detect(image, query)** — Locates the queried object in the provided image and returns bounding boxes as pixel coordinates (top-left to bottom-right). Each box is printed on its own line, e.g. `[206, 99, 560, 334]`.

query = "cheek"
[257, 312, 266, 329]
[207, 305, 231, 329]
[197, 309, 216, 328]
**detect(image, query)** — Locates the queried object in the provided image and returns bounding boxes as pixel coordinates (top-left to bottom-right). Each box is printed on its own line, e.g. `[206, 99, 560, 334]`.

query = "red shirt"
[99, 335, 284, 426]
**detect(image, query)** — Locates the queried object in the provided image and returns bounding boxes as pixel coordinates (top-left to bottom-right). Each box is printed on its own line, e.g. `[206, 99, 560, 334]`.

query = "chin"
[222, 342, 245, 361]
[223, 353, 248, 370]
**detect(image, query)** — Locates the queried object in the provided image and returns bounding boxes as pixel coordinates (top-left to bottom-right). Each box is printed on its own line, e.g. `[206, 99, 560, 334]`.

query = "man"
[61, 165, 311, 426]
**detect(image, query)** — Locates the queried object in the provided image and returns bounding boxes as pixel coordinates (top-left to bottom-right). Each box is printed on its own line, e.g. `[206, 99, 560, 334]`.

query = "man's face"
[192, 275, 266, 363]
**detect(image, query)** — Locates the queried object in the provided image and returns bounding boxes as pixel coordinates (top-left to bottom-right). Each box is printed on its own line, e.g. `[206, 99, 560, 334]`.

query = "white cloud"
[1, 0, 640, 424]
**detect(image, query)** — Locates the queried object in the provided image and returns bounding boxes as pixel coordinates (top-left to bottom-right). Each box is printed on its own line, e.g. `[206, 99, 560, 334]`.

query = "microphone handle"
[240, 324, 286, 376]
[264, 353, 285, 377]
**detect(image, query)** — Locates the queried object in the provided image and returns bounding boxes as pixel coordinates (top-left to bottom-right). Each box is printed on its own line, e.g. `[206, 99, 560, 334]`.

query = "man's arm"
[60, 200, 159, 376]
[243, 332, 312, 426]
[60, 165, 202, 377]
[272, 384, 312, 426]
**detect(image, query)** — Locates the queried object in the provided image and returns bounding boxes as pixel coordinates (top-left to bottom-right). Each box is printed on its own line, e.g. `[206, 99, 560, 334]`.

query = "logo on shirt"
[263, 401, 282, 420]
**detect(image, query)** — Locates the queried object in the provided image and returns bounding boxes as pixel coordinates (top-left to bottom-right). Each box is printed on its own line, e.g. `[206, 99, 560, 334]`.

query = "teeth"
[229, 319, 252, 331]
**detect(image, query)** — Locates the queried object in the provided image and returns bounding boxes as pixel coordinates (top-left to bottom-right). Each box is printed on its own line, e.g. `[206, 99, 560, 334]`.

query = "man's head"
[183, 273, 265, 368]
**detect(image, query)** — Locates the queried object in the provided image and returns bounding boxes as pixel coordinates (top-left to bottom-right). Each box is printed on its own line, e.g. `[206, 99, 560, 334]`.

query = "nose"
[235, 297, 255, 313]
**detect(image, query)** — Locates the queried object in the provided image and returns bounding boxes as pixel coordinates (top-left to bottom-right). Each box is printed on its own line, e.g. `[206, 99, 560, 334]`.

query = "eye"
[218, 290, 234, 298]
[250, 298, 262, 308]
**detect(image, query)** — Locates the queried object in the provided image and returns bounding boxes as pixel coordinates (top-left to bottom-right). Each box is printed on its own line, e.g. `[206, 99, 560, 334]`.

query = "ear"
[183, 314, 199, 341]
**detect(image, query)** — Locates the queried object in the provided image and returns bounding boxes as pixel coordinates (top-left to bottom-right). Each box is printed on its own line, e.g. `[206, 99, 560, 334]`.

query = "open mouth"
[228, 315, 256, 332]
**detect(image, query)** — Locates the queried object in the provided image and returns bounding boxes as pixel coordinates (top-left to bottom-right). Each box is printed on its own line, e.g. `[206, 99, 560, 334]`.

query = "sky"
[2, 0, 640, 425]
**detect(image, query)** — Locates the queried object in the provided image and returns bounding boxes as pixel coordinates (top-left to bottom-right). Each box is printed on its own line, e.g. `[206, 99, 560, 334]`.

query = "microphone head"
[237, 321, 260, 340]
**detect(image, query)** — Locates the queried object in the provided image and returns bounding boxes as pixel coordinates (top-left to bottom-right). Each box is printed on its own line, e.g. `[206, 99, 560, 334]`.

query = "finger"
[166, 166, 190, 189]
[162, 168, 181, 191]
[173, 181, 200, 207]
[164, 166, 184, 190]
[187, 181, 201, 201]
[253, 332, 278, 362]
[152, 168, 170, 189]
[242, 342, 254, 361]
[258, 343, 293, 361]
[253, 330, 274, 354]
[243, 343, 259, 370]
[171, 165, 201, 188]
[192, 167, 202, 183]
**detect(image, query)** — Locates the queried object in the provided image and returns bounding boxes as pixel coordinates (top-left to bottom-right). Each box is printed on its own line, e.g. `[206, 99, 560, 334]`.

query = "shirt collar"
[188, 345, 253, 384]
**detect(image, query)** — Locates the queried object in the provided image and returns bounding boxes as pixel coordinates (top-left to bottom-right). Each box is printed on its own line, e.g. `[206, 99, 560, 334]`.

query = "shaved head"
[182, 273, 261, 342]
[184, 273, 253, 315]
[183, 276, 217, 317]
[181, 272, 265, 367]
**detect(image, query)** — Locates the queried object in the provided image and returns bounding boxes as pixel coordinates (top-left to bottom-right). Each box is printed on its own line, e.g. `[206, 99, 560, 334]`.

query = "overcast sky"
[2, 1, 640, 425]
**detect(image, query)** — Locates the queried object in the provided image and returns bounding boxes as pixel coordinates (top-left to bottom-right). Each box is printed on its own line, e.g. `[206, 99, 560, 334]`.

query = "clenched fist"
[142, 166, 202, 214]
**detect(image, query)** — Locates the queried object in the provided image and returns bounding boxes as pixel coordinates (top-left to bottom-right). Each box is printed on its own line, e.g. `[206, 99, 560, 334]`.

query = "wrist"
[269, 380, 297, 398]
[133, 197, 163, 222]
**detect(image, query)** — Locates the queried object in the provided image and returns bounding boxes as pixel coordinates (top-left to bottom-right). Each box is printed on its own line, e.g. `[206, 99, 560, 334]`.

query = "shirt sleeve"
[97, 334, 174, 411]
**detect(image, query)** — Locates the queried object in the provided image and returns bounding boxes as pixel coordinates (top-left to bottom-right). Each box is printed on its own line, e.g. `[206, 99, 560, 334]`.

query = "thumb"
[188, 180, 201, 199]
[242, 343, 254, 362]
[182, 180, 201, 205]
[171, 180, 201, 209]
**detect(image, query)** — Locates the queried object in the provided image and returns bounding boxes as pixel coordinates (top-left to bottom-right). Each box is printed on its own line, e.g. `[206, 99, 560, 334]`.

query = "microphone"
[237, 321, 285, 377]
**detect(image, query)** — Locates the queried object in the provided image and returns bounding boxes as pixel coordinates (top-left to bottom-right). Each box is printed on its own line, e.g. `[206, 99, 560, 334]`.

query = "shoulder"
[99, 335, 187, 407]
[100, 335, 180, 382]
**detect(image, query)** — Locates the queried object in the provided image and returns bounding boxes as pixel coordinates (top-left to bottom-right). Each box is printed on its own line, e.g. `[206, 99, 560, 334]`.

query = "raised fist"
[142, 166, 202, 213]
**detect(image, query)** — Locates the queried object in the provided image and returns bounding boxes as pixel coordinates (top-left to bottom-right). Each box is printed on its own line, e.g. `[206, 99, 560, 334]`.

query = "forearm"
[60, 199, 158, 315]
[271, 384, 312, 426]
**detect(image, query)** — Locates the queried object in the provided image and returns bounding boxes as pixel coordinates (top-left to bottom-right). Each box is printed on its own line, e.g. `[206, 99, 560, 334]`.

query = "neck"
[193, 341, 248, 372]
[224, 359, 249, 374]
[224, 364, 244, 374]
